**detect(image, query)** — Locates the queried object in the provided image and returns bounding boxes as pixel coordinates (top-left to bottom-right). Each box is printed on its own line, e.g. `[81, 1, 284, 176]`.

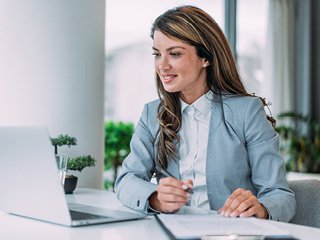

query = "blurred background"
[1, 0, 319, 190]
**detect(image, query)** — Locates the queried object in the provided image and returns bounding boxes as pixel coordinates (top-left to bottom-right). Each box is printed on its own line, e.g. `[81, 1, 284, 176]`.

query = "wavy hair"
[151, 5, 274, 168]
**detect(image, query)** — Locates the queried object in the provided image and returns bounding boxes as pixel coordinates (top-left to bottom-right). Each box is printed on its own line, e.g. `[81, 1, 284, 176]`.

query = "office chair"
[288, 179, 320, 228]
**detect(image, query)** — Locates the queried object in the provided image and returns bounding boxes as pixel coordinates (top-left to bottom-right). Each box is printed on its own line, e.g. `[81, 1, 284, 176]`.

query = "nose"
[156, 56, 171, 71]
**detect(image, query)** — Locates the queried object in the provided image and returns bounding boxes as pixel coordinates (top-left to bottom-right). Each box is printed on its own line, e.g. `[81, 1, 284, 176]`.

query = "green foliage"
[104, 121, 134, 190]
[51, 134, 96, 172]
[51, 134, 77, 147]
[51, 134, 77, 155]
[104, 179, 114, 190]
[67, 155, 96, 172]
[275, 112, 320, 173]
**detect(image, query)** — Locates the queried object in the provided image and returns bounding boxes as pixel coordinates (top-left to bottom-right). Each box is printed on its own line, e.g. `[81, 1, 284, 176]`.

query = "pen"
[155, 165, 193, 194]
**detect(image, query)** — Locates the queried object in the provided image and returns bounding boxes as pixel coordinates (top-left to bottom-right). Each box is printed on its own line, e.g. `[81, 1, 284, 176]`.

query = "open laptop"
[0, 126, 146, 227]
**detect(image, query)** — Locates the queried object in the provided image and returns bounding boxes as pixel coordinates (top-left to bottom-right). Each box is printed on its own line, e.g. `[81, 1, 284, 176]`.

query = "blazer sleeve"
[244, 98, 296, 222]
[114, 103, 158, 214]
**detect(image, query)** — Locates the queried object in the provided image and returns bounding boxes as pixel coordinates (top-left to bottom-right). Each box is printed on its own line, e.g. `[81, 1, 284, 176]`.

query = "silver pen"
[155, 165, 193, 194]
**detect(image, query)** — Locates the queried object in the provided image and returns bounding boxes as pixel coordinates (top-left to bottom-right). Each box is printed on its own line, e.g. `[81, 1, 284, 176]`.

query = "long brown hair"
[151, 5, 274, 168]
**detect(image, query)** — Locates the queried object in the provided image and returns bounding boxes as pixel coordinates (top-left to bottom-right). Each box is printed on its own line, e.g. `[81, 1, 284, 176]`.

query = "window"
[237, 0, 270, 101]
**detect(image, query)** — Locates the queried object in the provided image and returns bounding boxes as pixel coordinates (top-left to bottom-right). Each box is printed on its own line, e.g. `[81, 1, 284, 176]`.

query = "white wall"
[0, 0, 105, 189]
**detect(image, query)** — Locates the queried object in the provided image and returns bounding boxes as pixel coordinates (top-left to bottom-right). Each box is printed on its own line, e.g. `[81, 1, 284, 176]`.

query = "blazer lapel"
[206, 96, 223, 180]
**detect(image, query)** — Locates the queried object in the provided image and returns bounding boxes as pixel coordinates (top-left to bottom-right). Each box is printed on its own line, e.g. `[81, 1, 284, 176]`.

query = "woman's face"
[153, 30, 208, 104]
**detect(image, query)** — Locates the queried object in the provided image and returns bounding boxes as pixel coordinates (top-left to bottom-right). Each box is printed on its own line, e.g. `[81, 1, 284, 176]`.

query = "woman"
[115, 5, 295, 222]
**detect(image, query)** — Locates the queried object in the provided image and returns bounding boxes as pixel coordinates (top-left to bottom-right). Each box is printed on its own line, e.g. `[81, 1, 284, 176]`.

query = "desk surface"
[0, 188, 319, 240]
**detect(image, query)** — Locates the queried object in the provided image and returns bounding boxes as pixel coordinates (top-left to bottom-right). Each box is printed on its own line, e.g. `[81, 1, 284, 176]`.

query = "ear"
[202, 59, 210, 67]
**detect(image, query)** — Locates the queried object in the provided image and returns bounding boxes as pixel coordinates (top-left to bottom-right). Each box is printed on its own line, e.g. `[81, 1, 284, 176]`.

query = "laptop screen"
[0, 127, 72, 225]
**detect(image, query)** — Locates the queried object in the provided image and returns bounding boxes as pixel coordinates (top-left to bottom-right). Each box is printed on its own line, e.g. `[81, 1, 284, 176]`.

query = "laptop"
[0, 126, 146, 227]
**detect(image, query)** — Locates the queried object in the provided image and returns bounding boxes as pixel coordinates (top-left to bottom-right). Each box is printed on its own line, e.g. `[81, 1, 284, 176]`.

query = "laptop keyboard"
[69, 210, 110, 220]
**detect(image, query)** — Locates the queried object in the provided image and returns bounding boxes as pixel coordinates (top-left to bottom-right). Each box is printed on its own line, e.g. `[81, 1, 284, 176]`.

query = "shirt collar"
[180, 91, 213, 116]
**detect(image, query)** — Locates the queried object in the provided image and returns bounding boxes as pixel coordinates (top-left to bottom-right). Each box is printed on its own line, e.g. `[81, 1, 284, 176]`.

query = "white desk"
[0, 188, 319, 240]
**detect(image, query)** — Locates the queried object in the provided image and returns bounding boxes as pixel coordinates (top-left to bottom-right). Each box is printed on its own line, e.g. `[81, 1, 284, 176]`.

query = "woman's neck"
[180, 87, 210, 104]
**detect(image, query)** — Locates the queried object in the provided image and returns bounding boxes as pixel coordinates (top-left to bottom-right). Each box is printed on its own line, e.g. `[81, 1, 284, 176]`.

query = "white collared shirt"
[178, 91, 213, 209]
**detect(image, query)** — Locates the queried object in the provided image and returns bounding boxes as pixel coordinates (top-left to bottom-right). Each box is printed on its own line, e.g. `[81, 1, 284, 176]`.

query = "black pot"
[64, 175, 78, 194]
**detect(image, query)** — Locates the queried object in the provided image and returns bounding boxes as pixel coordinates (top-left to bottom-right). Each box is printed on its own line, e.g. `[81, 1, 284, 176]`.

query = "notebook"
[155, 210, 294, 240]
[0, 126, 146, 227]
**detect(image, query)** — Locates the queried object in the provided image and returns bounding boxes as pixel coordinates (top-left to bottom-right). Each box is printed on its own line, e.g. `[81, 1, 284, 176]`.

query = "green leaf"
[276, 112, 320, 173]
[67, 155, 96, 172]
[51, 134, 77, 147]
[104, 121, 134, 187]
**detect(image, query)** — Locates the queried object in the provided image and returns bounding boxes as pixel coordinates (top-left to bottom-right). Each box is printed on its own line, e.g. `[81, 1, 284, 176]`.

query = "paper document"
[156, 211, 289, 240]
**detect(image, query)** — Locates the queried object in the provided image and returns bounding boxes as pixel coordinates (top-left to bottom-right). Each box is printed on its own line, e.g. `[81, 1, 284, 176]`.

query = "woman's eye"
[170, 52, 181, 57]
[152, 52, 160, 57]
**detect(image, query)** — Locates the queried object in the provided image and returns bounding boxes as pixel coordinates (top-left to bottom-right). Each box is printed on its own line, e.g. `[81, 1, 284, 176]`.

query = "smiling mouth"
[162, 75, 177, 83]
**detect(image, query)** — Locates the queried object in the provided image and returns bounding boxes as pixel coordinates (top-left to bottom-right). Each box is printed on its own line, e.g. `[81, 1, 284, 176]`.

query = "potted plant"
[275, 112, 320, 175]
[51, 134, 96, 194]
[104, 121, 134, 190]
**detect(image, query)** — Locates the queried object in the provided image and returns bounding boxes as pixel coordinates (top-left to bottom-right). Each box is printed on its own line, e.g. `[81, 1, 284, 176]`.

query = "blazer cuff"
[146, 200, 161, 214]
[134, 183, 158, 213]
[258, 198, 292, 222]
[259, 202, 272, 220]
[117, 178, 158, 214]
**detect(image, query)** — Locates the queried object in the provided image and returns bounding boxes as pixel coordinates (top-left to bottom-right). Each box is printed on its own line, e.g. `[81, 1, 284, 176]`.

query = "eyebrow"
[152, 46, 186, 51]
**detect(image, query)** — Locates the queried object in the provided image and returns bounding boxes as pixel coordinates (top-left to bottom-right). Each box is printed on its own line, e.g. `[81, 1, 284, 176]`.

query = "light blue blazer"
[115, 95, 296, 222]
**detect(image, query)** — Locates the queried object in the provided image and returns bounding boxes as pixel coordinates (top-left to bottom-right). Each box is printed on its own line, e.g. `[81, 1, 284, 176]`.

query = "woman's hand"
[218, 188, 268, 219]
[148, 177, 193, 213]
